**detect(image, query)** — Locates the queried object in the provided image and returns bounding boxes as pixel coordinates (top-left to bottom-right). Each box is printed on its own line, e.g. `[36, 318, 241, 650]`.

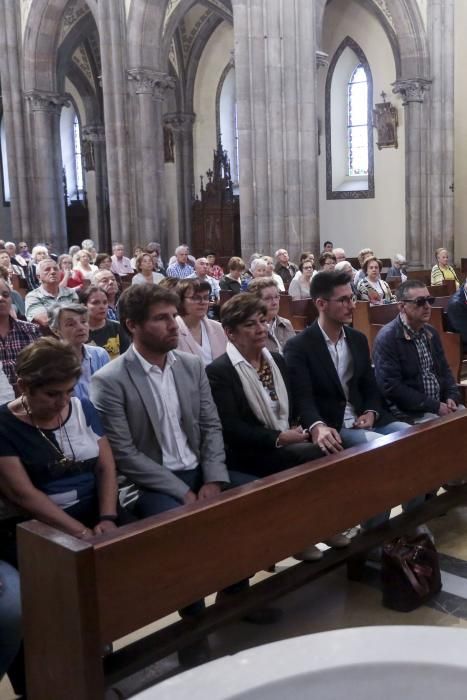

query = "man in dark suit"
[284, 271, 409, 454]
[447, 278, 467, 352]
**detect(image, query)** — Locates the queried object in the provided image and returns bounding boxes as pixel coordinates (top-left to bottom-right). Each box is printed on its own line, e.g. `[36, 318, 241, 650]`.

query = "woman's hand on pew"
[310, 425, 343, 454]
[197, 483, 222, 500]
[277, 427, 311, 446]
[183, 489, 198, 505]
[93, 520, 118, 536]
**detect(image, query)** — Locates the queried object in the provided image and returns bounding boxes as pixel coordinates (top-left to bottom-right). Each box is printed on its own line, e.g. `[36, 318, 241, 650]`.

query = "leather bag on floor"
[381, 534, 442, 612]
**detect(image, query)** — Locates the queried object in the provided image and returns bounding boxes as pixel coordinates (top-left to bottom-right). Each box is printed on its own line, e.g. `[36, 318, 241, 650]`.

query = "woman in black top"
[80, 285, 130, 359]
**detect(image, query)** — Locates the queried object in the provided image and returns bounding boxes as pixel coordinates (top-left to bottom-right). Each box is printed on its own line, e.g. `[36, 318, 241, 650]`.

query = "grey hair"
[36, 257, 56, 274]
[335, 260, 352, 273]
[31, 245, 48, 260]
[47, 302, 88, 331]
[275, 248, 287, 258]
[175, 244, 189, 255]
[81, 239, 95, 250]
[250, 257, 268, 273]
[394, 254, 406, 264]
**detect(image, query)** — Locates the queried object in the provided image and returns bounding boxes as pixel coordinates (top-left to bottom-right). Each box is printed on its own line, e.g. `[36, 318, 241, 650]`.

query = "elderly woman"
[288, 258, 314, 299]
[25, 244, 48, 291]
[48, 303, 109, 401]
[318, 252, 336, 272]
[335, 260, 360, 298]
[0, 338, 119, 694]
[248, 278, 294, 352]
[175, 279, 226, 364]
[262, 256, 285, 292]
[131, 252, 165, 286]
[206, 294, 322, 477]
[358, 256, 395, 305]
[95, 253, 113, 271]
[220, 256, 246, 295]
[431, 247, 460, 288]
[73, 249, 97, 280]
[250, 257, 268, 280]
[58, 253, 84, 289]
[80, 285, 129, 359]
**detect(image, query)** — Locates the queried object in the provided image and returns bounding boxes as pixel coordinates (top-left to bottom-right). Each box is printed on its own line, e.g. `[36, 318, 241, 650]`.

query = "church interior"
[2, 0, 467, 698]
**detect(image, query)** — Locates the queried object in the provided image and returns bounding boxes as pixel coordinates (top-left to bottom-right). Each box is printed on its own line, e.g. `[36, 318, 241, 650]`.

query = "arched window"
[60, 104, 85, 203]
[325, 36, 374, 199]
[216, 63, 239, 193]
[347, 65, 368, 177]
[0, 116, 10, 204]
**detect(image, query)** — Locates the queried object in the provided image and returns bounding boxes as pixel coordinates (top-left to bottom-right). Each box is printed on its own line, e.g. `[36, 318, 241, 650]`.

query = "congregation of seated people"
[0, 234, 465, 695]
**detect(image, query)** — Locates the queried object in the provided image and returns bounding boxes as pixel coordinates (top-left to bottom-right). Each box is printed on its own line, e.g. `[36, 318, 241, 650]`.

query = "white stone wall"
[318, 0, 406, 260]
[454, 0, 467, 261]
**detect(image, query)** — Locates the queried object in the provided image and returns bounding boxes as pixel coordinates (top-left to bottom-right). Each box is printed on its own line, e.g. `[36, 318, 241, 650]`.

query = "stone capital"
[316, 50, 329, 69]
[391, 78, 432, 105]
[163, 112, 196, 132]
[82, 124, 105, 142]
[24, 90, 71, 113]
[127, 68, 176, 99]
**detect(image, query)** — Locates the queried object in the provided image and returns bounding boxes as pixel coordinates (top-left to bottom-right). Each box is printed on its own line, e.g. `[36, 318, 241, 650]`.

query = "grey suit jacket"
[90, 346, 229, 500]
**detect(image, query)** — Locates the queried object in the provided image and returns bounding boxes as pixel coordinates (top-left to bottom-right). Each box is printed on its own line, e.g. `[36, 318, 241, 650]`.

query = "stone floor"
[2, 505, 467, 699]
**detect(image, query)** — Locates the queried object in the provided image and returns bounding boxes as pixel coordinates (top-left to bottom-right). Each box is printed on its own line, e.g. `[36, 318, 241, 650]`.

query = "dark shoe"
[294, 544, 323, 561]
[179, 599, 206, 620]
[178, 638, 211, 668]
[325, 533, 351, 548]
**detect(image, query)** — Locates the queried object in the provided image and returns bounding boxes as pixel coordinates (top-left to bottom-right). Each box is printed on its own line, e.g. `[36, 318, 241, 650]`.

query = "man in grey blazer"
[90, 284, 250, 518]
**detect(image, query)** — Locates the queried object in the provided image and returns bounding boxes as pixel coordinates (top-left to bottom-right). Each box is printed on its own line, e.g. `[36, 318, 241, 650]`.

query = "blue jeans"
[340, 421, 424, 529]
[0, 561, 21, 680]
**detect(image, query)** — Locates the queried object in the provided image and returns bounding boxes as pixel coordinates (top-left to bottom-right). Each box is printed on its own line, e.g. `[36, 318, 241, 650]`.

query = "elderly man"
[111, 243, 133, 276]
[4, 243, 26, 269]
[0, 277, 40, 388]
[25, 258, 78, 324]
[188, 257, 220, 299]
[373, 279, 461, 422]
[386, 254, 408, 282]
[274, 249, 298, 290]
[91, 269, 120, 320]
[166, 245, 194, 279]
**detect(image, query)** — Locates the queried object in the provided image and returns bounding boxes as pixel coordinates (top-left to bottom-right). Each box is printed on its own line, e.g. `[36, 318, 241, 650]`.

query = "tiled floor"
[3, 506, 467, 699]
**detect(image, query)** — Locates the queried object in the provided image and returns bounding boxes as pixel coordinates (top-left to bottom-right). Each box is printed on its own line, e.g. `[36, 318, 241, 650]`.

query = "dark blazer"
[447, 287, 467, 349]
[206, 351, 294, 469]
[372, 315, 460, 415]
[283, 320, 388, 430]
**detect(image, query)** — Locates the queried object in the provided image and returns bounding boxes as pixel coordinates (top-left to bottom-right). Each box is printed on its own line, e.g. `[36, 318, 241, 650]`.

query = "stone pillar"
[127, 69, 175, 250]
[98, 0, 132, 249]
[427, 0, 454, 262]
[81, 124, 110, 252]
[392, 78, 432, 268]
[24, 91, 69, 250]
[0, 0, 32, 242]
[164, 112, 196, 247]
[232, 0, 319, 260]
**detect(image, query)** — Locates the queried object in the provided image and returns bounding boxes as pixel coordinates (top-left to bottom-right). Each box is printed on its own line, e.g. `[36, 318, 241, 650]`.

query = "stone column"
[164, 112, 196, 247]
[98, 0, 132, 249]
[24, 91, 69, 250]
[392, 78, 432, 268]
[427, 0, 454, 262]
[127, 69, 175, 250]
[232, 0, 319, 260]
[0, 0, 32, 242]
[82, 124, 110, 252]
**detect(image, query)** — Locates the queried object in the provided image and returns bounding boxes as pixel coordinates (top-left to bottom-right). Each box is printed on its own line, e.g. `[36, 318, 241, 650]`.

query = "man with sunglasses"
[373, 280, 461, 422]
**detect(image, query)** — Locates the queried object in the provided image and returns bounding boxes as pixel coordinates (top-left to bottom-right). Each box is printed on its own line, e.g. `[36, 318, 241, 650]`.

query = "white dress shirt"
[318, 322, 358, 428]
[133, 347, 198, 472]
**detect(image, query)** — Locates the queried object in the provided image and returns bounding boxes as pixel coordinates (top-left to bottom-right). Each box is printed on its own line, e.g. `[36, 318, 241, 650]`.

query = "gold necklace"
[21, 395, 75, 467]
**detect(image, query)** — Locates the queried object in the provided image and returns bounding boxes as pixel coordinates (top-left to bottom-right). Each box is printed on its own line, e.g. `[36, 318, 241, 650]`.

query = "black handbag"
[381, 533, 442, 612]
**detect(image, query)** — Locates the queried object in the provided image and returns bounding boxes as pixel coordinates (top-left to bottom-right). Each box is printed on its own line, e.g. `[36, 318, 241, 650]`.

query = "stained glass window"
[73, 114, 84, 194]
[348, 64, 368, 177]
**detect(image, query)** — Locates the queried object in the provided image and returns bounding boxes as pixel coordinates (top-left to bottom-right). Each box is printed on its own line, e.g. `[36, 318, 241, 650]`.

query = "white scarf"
[227, 342, 289, 431]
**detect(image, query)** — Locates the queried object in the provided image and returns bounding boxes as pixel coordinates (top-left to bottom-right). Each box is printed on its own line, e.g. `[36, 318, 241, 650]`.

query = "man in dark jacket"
[373, 280, 461, 422]
[283, 271, 409, 454]
[447, 279, 467, 352]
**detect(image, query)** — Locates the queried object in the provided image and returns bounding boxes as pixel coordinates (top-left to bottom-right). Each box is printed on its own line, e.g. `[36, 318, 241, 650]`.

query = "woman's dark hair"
[175, 279, 212, 316]
[227, 256, 246, 272]
[310, 271, 352, 301]
[119, 284, 180, 334]
[79, 285, 108, 305]
[319, 253, 337, 268]
[299, 251, 314, 264]
[299, 259, 315, 272]
[362, 256, 382, 274]
[16, 337, 81, 390]
[220, 293, 268, 331]
[95, 253, 111, 269]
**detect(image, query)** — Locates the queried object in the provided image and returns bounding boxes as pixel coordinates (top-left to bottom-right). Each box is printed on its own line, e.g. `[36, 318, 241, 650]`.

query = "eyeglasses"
[0, 291, 11, 299]
[186, 295, 210, 303]
[401, 296, 435, 307]
[324, 294, 357, 305]
[302, 266, 314, 271]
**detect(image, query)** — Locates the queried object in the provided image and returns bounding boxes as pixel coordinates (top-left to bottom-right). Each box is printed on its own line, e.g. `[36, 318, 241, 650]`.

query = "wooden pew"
[407, 269, 432, 285]
[17, 415, 467, 699]
[290, 299, 318, 330]
[428, 284, 450, 297]
[278, 293, 292, 320]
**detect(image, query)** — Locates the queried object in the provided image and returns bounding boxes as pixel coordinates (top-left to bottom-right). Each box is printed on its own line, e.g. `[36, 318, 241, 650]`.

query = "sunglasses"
[402, 296, 435, 307]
